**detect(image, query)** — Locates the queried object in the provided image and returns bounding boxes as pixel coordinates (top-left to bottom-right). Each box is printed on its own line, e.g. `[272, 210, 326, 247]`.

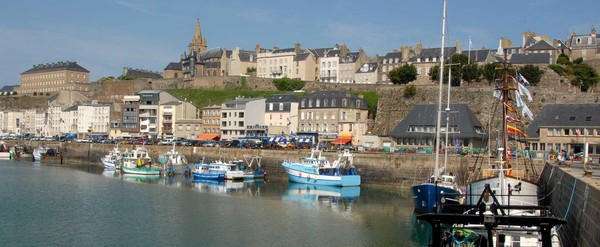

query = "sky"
[1, 0, 598, 87]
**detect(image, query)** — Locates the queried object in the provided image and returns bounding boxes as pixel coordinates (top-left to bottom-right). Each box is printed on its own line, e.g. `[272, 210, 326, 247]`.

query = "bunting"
[503, 102, 516, 113]
[516, 72, 530, 86]
[506, 115, 522, 123]
[522, 103, 534, 120]
[514, 91, 524, 108]
[517, 82, 533, 101]
[507, 125, 528, 138]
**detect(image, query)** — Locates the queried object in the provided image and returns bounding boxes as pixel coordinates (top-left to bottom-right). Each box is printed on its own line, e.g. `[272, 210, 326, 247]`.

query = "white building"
[220, 97, 266, 140]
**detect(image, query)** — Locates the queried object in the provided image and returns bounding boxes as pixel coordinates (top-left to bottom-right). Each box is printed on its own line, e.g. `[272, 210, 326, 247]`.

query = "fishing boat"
[120, 146, 161, 175]
[241, 155, 266, 179]
[157, 144, 190, 176]
[9, 145, 32, 161]
[191, 162, 225, 180]
[32, 147, 46, 162]
[100, 145, 122, 168]
[191, 161, 243, 180]
[32, 147, 62, 163]
[0, 141, 11, 160]
[281, 146, 360, 187]
[410, 0, 462, 214]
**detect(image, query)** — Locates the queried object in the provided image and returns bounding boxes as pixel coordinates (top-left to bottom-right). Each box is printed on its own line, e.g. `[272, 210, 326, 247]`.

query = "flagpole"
[468, 35, 471, 64]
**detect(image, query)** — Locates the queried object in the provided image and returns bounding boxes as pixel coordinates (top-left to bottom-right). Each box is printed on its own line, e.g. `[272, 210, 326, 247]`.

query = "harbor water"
[0, 160, 430, 246]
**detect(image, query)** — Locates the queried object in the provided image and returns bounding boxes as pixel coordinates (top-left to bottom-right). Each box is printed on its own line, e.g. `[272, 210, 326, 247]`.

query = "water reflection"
[282, 183, 360, 214]
[121, 173, 161, 183]
[191, 179, 265, 196]
[411, 212, 432, 245]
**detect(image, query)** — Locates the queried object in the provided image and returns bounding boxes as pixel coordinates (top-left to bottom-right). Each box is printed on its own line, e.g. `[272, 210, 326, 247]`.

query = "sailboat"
[411, 0, 462, 214]
[418, 40, 565, 246]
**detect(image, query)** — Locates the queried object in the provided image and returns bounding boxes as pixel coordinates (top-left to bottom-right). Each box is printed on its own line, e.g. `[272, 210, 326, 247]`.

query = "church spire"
[189, 18, 207, 53]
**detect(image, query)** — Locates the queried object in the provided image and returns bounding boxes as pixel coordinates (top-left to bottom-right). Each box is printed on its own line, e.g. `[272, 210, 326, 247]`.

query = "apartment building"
[17, 61, 90, 94]
[264, 94, 299, 135]
[220, 97, 266, 140]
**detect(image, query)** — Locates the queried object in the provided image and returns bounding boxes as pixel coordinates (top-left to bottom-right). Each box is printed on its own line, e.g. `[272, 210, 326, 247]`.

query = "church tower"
[188, 18, 207, 53]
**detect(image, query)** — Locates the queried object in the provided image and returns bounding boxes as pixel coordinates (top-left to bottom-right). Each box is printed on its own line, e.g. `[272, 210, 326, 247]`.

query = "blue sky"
[0, 0, 598, 87]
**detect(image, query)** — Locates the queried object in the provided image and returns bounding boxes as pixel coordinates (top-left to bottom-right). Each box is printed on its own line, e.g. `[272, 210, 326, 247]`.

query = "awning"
[332, 136, 352, 145]
[197, 134, 220, 140]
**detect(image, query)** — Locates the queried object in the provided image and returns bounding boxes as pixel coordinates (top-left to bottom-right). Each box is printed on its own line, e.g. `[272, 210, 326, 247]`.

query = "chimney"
[392, 48, 398, 52]
[334, 43, 340, 49]
[401, 46, 411, 61]
[416, 41, 422, 55]
[455, 40, 461, 54]
[592, 26, 597, 38]
[255, 44, 261, 54]
[295, 43, 301, 55]
[340, 43, 349, 57]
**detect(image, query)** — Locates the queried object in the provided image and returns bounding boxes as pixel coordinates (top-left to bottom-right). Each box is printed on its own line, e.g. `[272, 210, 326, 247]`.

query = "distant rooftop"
[21, 61, 89, 75]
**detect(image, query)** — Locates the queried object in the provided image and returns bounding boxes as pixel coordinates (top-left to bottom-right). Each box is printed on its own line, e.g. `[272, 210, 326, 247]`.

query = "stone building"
[409, 41, 461, 84]
[354, 62, 378, 84]
[199, 105, 221, 140]
[525, 104, 600, 160]
[388, 104, 488, 149]
[298, 90, 369, 145]
[339, 49, 368, 84]
[17, 61, 90, 94]
[565, 27, 600, 61]
[121, 67, 163, 79]
[163, 62, 182, 79]
[227, 47, 257, 76]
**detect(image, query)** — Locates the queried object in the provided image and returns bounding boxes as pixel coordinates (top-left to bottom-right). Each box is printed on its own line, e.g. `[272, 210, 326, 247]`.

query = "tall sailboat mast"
[500, 51, 510, 164]
[434, 0, 447, 182]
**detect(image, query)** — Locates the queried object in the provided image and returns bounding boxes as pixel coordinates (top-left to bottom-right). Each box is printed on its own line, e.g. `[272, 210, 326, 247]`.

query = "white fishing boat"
[157, 144, 189, 176]
[281, 146, 360, 187]
[100, 145, 122, 168]
[0, 141, 11, 160]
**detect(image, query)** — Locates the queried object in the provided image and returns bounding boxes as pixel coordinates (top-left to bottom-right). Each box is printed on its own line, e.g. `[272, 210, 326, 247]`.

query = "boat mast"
[500, 51, 510, 165]
[434, 0, 447, 182]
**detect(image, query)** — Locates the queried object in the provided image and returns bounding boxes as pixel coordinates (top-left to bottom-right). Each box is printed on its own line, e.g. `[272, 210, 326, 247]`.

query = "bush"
[273, 77, 305, 91]
[403, 85, 417, 98]
[556, 54, 570, 65]
[548, 64, 565, 76]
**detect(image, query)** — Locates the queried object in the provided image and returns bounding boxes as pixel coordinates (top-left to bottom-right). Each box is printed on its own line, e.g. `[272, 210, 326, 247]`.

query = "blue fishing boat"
[281, 147, 360, 187]
[192, 162, 242, 180]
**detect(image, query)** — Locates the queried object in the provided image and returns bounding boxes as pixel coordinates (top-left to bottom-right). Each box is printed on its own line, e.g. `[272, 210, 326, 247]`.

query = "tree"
[518, 65, 544, 86]
[556, 54, 570, 65]
[571, 63, 600, 92]
[548, 64, 565, 76]
[273, 77, 305, 91]
[482, 62, 502, 84]
[246, 67, 256, 73]
[388, 64, 417, 84]
[461, 63, 481, 84]
[429, 65, 440, 82]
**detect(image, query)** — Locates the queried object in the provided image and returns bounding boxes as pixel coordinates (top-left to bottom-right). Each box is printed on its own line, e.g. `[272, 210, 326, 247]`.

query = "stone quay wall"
[11, 141, 545, 186]
[538, 164, 600, 247]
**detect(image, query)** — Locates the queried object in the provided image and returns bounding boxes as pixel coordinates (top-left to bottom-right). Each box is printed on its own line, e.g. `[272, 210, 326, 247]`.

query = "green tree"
[246, 67, 256, 73]
[573, 57, 584, 65]
[482, 62, 502, 84]
[556, 54, 570, 65]
[273, 77, 305, 91]
[429, 65, 440, 82]
[571, 63, 600, 92]
[518, 65, 544, 86]
[403, 85, 417, 98]
[461, 63, 481, 84]
[388, 64, 417, 84]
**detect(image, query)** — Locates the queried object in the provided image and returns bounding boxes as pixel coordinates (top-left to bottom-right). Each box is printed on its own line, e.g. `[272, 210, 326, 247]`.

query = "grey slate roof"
[382, 51, 402, 61]
[389, 104, 487, 139]
[21, 61, 89, 75]
[341, 52, 360, 64]
[295, 53, 311, 61]
[273, 48, 296, 54]
[461, 49, 491, 63]
[409, 47, 457, 63]
[238, 50, 255, 62]
[199, 47, 223, 60]
[266, 94, 299, 103]
[300, 90, 368, 110]
[265, 94, 298, 112]
[525, 104, 600, 138]
[356, 62, 378, 73]
[0, 85, 17, 92]
[509, 53, 550, 64]
[525, 40, 557, 51]
[164, 62, 182, 71]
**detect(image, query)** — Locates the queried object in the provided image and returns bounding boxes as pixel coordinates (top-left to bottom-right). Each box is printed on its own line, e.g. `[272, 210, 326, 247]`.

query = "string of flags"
[492, 71, 534, 139]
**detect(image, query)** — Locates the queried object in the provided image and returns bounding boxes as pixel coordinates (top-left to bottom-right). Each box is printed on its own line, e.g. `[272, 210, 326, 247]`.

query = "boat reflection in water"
[102, 168, 117, 178]
[121, 173, 161, 184]
[282, 183, 360, 214]
[192, 178, 264, 196]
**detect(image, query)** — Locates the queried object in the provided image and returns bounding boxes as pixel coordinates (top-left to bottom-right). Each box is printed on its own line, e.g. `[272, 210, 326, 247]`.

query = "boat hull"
[283, 165, 360, 186]
[411, 183, 463, 214]
[192, 172, 225, 180]
[100, 157, 117, 168]
[0, 152, 10, 160]
[465, 175, 538, 207]
[121, 166, 161, 175]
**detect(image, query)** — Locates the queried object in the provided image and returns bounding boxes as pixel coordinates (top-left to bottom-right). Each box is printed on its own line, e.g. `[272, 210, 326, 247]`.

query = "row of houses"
[164, 21, 600, 85]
